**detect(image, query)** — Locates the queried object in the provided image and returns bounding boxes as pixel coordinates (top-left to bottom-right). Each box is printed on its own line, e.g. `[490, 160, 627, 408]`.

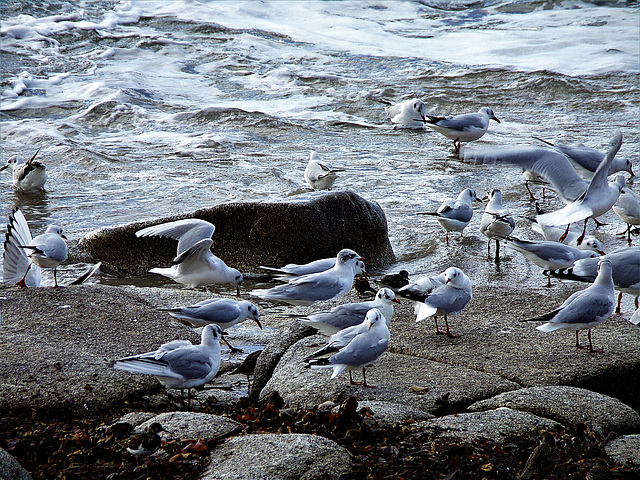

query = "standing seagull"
[523, 259, 615, 353]
[159, 298, 261, 351]
[250, 249, 365, 305]
[0, 150, 47, 192]
[613, 187, 640, 245]
[418, 188, 481, 245]
[423, 107, 500, 154]
[136, 218, 243, 293]
[385, 98, 427, 128]
[304, 151, 345, 190]
[397, 267, 472, 338]
[3, 209, 41, 287]
[114, 324, 222, 406]
[299, 287, 399, 335]
[479, 189, 515, 263]
[306, 308, 390, 388]
[17, 222, 67, 288]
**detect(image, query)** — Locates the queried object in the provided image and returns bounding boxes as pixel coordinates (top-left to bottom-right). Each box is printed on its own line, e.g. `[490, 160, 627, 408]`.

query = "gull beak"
[0, 164, 8, 172]
[492, 114, 501, 123]
[598, 250, 606, 256]
[253, 316, 263, 329]
[393, 298, 401, 304]
[481, 194, 489, 202]
[445, 278, 451, 284]
[629, 167, 635, 178]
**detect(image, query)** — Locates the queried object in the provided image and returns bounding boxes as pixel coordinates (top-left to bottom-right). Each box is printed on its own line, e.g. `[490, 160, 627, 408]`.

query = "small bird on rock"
[124, 422, 166, 464]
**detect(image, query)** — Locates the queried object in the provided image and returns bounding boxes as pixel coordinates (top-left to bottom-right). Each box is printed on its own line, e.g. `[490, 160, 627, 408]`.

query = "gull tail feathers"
[113, 357, 173, 377]
[416, 303, 437, 322]
[537, 204, 593, 227]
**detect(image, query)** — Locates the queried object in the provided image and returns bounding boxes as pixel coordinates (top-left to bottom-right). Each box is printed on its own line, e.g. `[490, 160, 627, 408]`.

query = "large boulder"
[77, 191, 395, 275]
[0, 447, 32, 480]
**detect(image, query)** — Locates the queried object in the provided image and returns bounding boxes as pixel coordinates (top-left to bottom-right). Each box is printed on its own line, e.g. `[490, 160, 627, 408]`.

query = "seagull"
[534, 136, 634, 180]
[136, 218, 243, 293]
[376, 269, 411, 290]
[550, 246, 640, 314]
[304, 151, 345, 190]
[123, 422, 166, 464]
[501, 235, 602, 287]
[612, 186, 640, 245]
[16, 219, 67, 288]
[250, 248, 365, 305]
[306, 308, 390, 388]
[462, 131, 625, 244]
[259, 257, 336, 278]
[479, 189, 515, 263]
[299, 287, 399, 335]
[423, 107, 500, 153]
[397, 267, 472, 338]
[418, 188, 481, 245]
[159, 298, 261, 351]
[527, 216, 604, 250]
[0, 150, 47, 192]
[114, 323, 222, 406]
[3, 209, 41, 287]
[523, 259, 615, 353]
[385, 98, 427, 128]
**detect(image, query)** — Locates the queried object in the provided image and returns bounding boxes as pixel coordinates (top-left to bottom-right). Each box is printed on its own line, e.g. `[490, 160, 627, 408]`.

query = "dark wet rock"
[201, 433, 354, 480]
[0, 447, 32, 480]
[467, 386, 640, 436]
[414, 408, 561, 443]
[259, 334, 521, 414]
[77, 191, 395, 275]
[605, 434, 640, 467]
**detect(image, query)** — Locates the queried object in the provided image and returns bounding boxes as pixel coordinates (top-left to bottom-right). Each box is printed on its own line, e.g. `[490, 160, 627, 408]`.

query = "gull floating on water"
[0, 150, 47, 192]
[398, 267, 472, 338]
[523, 259, 615, 353]
[534, 136, 634, 180]
[423, 107, 500, 153]
[304, 151, 345, 190]
[479, 189, 515, 263]
[250, 248, 365, 306]
[501, 235, 602, 287]
[550, 246, 640, 314]
[114, 323, 222, 405]
[612, 186, 640, 245]
[160, 298, 261, 351]
[136, 218, 243, 293]
[385, 98, 427, 128]
[306, 308, 390, 388]
[418, 188, 481, 245]
[299, 287, 399, 336]
[3, 209, 41, 287]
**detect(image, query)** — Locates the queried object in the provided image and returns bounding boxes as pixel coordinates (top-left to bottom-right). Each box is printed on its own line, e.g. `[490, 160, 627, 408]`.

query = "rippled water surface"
[1, 1, 638, 298]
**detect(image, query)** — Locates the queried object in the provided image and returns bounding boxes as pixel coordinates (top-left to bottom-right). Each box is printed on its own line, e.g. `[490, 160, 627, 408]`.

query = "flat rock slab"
[78, 191, 395, 275]
[0, 447, 32, 480]
[260, 335, 521, 415]
[0, 284, 210, 416]
[357, 401, 434, 427]
[135, 412, 240, 441]
[468, 386, 640, 436]
[202, 433, 353, 480]
[390, 285, 640, 412]
[605, 434, 640, 467]
[414, 407, 561, 443]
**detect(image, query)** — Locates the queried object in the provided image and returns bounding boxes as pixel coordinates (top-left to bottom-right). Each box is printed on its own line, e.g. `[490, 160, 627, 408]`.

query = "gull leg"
[444, 315, 460, 338]
[575, 219, 589, 246]
[222, 334, 242, 353]
[349, 370, 362, 386]
[587, 330, 603, 353]
[362, 367, 376, 388]
[616, 292, 623, 315]
[494, 239, 500, 264]
[16, 263, 32, 288]
[558, 223, 572, 243]
[53, 267, 60, 288]
[445, 231, 450, 246]
[487, 240, 492, 260]
[434, 316, 445, 335]
[453, 138, 461, 155]
[575, 331, 585, 349]
[525, 181, 537, 201]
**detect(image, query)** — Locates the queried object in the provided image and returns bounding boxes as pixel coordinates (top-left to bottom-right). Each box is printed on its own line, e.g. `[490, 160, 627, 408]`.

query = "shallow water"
[1, 1, 638, 308]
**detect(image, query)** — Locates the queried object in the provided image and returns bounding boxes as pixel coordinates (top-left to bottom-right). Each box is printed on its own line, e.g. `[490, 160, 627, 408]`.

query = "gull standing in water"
[418, 188, 481, 245]
[423, 107, 500, 153]
[114, 324, 222, 406]
[523, 259, 615, 353]
[159, 298, 261, 351]
[479, 189, 515, 263]
[299, 287, 399, 335]
[304, 151, 345, 190]
[397, 267, 472, 338]
[0, 150, 47, 192]
[385, 98, 427, 128]
[3, 209, 41, 287]
[612, 186, 640, 245]
[16, 218, 67, 288]
[306, 308, 390, 388]
[250, 249, 365, 305]
[136, 218, 243, 294]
